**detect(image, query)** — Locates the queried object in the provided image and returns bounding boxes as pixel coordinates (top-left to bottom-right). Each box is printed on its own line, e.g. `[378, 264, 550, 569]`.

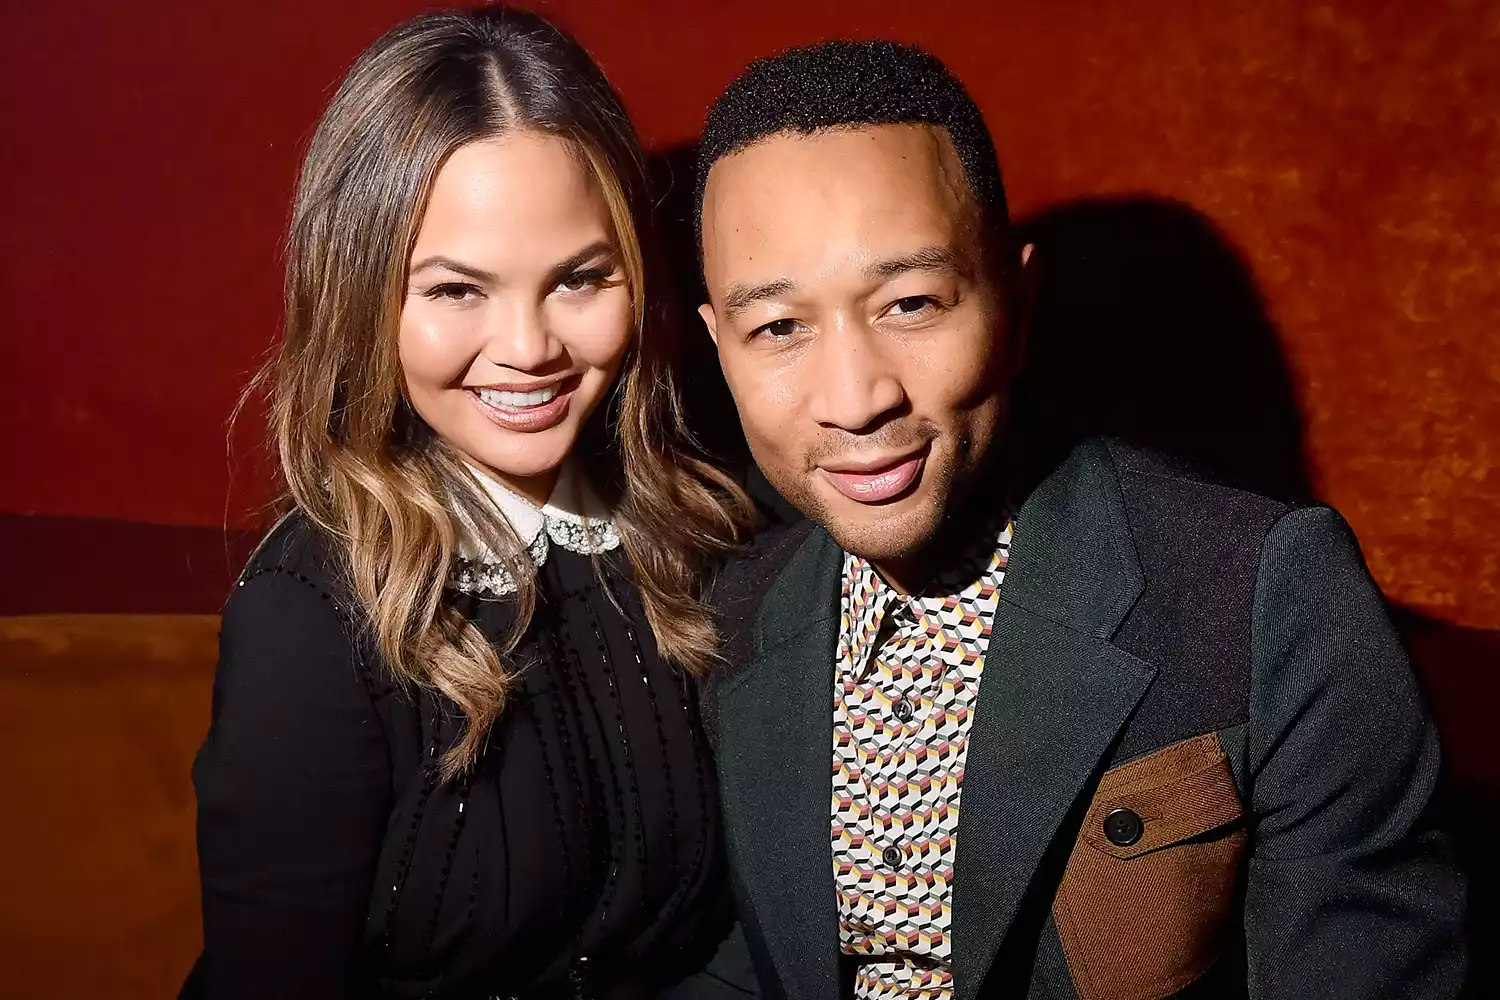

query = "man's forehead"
[705, 123, 965, 201]
[701, 124, 976, 278]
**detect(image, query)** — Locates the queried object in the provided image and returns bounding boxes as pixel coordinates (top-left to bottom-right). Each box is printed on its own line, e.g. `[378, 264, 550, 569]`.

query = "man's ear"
[698, 302, 720, 347]
[1008, 242, 1038, 370]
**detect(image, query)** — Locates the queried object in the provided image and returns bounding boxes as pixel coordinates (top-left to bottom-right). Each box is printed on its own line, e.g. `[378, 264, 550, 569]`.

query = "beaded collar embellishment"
[450, 462, 619, 598]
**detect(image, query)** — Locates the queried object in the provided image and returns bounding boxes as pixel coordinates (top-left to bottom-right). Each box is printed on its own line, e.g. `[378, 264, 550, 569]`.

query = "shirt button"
[892, 698, 915, 723]
[1103, 807, 1144, 847]
[881, 844, 904, 867]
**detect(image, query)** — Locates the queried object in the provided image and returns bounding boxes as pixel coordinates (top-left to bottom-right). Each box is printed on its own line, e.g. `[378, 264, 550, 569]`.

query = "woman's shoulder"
[215, 510, 395, 711]
[229, 509, 356, 624]
[218, 510, 422, 739]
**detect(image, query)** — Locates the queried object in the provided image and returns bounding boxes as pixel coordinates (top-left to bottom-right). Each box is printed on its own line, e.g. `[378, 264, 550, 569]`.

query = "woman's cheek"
[399, 303, 476, 385]
[554, 289, 634, 369]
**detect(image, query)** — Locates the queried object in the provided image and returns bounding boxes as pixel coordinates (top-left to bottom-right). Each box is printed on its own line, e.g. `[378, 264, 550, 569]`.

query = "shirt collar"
[451, 461, 620, 596]
[837, 518, 1013, 677]
[838, 556, 903, 679]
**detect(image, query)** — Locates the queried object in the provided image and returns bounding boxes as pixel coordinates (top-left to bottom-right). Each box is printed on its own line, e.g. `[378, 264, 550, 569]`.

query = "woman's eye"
[752, 318, 801, 339]
[557, 268, 612, 293]
[426, 282, 480, 302]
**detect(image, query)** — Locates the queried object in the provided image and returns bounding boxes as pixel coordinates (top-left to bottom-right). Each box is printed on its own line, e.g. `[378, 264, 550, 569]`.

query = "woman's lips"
[469, 380, 574, 433]
[820, 451, 926, 504]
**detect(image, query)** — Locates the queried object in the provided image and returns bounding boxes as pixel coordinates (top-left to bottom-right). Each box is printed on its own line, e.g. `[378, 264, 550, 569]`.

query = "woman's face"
[398, 131, 633, 504]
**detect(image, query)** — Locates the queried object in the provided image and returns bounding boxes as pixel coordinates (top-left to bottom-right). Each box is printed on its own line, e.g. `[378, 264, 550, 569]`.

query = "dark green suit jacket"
[699, 438, 1466, 1000]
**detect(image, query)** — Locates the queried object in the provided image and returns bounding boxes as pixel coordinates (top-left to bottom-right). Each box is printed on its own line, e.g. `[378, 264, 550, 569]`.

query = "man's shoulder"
[714, 515, 822, 641]
[715, 517, 819, 598]
[1095, 437, 1299, 548]
[1072, 439, 1331, 762]
[1100, 438, 1293, 507]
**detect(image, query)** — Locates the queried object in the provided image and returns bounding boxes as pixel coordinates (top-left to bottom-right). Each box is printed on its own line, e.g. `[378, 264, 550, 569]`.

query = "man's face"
[699, 124, 1015, 568]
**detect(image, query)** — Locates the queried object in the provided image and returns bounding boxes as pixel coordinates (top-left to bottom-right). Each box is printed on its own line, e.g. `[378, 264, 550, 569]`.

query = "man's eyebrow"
[722, 277, 798, 320]
[864, 245, 966, 281]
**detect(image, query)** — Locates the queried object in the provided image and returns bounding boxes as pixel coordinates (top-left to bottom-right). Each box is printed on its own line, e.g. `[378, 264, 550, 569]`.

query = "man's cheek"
[740, 382, 796, 443]
[936, 359, 997, 412]
[747, 425, 793, 476]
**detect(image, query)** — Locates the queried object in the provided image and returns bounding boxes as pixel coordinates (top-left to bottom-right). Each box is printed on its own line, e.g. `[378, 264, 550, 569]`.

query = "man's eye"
[752, 318, 800, 339]
[426, 282, 480, 301]
[889, 295, 937, 315]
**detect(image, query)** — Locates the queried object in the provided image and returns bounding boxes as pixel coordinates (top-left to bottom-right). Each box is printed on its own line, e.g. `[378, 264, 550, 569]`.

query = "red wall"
[4, 0, 1498, 627]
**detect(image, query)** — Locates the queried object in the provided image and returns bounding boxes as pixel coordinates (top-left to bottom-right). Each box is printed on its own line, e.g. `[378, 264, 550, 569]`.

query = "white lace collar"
[450, 461, 620, 597]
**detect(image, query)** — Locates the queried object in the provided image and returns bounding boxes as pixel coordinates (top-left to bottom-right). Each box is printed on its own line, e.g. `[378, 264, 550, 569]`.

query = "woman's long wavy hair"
[264, 8, 755, 777]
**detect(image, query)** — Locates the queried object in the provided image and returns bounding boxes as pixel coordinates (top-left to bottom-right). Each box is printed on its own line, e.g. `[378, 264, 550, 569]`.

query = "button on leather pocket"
[1053, 732, 1247, 1000]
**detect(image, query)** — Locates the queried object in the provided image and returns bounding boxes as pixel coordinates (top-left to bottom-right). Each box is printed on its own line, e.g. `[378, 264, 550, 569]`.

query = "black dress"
[190, 513, 734, 999]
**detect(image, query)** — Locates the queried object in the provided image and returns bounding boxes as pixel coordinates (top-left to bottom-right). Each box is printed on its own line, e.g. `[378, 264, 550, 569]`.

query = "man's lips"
[819, 448, 928, 504]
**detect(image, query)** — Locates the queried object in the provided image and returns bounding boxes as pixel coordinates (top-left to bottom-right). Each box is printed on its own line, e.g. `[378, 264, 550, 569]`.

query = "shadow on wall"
[650, 145, 1496, 987]
[646, 146, 749, 462]
[1009, 196, 1309, 503]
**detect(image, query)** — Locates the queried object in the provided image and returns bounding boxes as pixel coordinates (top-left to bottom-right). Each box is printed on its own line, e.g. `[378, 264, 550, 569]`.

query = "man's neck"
[873, 481, 1008, 595]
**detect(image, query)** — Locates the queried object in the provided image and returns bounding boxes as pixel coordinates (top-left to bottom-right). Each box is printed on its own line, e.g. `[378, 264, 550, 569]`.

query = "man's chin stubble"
[813, 490, 949, 565]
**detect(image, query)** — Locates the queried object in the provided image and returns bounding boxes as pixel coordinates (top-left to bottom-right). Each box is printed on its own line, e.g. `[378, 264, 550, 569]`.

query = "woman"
[189, 9, 758, 998]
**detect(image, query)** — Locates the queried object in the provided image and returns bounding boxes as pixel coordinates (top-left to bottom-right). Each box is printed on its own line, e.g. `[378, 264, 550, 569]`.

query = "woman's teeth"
[477, 384, 560, 409]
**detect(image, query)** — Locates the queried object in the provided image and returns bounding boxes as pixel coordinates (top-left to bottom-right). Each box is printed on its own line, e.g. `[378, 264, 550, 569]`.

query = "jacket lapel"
[714, 528, 844, 1000]
[950, 440, 1158, 1000]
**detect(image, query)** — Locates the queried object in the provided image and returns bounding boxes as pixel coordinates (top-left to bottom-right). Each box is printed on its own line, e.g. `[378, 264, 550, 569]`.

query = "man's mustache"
[802, 419, 940, 470]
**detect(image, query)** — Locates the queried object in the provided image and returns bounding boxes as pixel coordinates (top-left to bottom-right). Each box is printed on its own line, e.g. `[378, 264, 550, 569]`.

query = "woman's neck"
[463, 457, 559, 508]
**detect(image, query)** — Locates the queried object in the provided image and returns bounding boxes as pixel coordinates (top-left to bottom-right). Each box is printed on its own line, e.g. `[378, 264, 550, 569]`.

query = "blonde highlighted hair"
[261, 8, 754, 777]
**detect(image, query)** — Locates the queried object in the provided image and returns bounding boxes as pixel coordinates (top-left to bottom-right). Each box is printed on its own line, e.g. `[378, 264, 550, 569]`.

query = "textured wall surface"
[2, 0, 1496, 626]
[2, 7, 1497, 995]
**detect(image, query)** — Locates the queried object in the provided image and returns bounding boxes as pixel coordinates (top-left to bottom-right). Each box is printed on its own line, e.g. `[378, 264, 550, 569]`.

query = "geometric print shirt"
[832, 520, 1013, 1000]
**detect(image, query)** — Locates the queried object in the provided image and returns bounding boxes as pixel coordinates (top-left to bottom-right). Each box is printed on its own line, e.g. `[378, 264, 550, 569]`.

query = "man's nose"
[804, 320, 905, 432]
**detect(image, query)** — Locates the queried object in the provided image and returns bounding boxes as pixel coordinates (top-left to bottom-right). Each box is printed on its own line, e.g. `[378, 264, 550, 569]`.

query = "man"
[692, 40, 1467, 1000]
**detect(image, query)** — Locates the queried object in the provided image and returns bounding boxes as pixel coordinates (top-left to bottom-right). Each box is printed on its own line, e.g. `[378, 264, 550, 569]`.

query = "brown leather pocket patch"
[1053, 732, 1247, 1000]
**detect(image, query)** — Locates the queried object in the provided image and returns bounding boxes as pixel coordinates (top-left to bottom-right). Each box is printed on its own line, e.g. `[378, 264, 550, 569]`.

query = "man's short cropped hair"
[694, 39, 1008, 245]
